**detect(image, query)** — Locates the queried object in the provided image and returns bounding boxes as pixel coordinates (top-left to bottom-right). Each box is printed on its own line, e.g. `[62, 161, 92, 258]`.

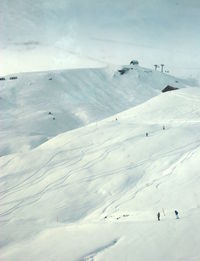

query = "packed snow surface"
[0, 67, 200, 261]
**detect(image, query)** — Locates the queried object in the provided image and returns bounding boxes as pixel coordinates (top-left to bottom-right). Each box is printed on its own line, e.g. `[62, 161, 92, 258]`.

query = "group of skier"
[157, 210, 179, 221]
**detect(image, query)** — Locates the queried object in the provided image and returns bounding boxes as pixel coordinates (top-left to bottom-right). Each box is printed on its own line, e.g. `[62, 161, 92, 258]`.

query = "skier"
[175, 210, 179, 219]
[157, 212, 160, 221]
[163, 125, 165, 130]
[146, 132, 149, 137]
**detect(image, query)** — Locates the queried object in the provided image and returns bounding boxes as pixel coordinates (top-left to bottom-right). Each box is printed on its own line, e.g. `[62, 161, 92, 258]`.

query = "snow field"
[0, 85, 200, 260]
[0, 65, 188, 156]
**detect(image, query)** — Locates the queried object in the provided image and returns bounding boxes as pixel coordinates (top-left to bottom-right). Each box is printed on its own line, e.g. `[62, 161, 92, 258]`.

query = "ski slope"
[0, 65, 190, 156]
[1, 86, 200, 261]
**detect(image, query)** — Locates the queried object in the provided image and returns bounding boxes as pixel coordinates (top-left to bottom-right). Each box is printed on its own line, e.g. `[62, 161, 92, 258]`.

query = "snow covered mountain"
[0, 65, 192, 156]
[1, 0, 200, 78]
[1, 1, 200, 260]
[0, 67, 200, 260]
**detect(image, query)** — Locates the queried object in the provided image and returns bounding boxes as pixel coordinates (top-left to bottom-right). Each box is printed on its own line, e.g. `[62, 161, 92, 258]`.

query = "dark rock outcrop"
[162, 85, 179, 93]
[118, 68, 130, 75]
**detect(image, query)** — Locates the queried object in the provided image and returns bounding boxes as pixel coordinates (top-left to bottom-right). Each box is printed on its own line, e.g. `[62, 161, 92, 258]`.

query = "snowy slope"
[0, 65, 191, 156]
[1, 87, 200, 261]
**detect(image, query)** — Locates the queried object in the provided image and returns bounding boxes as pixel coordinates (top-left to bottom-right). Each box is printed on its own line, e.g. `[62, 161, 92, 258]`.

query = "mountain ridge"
[1, 65, 194, 156]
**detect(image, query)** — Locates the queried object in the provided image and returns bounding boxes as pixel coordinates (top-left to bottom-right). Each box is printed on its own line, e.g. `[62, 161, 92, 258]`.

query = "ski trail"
[100, 139, 200, 215]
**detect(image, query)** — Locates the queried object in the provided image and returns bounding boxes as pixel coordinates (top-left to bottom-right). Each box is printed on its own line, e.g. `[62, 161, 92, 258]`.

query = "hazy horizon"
[1, 0, 200, 79]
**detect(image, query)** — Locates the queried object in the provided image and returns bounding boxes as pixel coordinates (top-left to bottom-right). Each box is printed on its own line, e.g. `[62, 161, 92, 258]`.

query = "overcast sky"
[1, 0, 200, 79]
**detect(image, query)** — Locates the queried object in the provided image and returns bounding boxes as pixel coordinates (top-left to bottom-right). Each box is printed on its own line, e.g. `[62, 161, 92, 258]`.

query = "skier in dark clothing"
[157, 212, 160, 221]
[175, 210, 179, 219]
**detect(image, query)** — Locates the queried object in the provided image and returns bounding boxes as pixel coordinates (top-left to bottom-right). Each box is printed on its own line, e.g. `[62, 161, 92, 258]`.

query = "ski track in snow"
[1, 126, 200, 219]
[0, 67, 200, 260]
[101, 139, 200, 215]
[0, 142, 123, 217]
[0, 140, 95, 195]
